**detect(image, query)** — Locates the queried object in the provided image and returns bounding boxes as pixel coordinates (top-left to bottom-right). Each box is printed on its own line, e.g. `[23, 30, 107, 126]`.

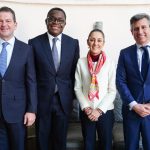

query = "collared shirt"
[47, 32, 62, 64]
[129, 42, 150, 109]
[0, 37, 15, 67]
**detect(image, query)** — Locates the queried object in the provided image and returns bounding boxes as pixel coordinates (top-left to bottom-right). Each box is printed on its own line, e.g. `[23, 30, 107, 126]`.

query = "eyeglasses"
[46, 17, 65, 25]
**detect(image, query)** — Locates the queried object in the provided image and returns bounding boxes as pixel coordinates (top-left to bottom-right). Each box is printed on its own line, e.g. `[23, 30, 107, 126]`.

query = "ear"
[14, 22, 17, 30]
[45, 18, 48, 25]
[87, 39, 89, 46]
[130, 29, 133, 35]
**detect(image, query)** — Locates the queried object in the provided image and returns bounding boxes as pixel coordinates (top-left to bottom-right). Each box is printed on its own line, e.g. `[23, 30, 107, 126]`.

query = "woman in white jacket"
[74, 29, 116, 150]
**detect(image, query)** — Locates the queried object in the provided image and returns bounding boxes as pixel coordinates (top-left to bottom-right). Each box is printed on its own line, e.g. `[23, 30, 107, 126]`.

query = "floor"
[26, 122, 83, 150]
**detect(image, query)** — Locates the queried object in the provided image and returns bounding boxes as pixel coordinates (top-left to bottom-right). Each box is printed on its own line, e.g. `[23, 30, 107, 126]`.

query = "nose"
[94, 40, 98, 45]
[138, 27, 144, 34]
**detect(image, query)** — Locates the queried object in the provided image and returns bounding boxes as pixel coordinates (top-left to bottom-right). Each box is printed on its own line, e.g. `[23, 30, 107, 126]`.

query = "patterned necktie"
[0, 42, 8, 76]
[141, 46, 149, 80]
[52, 38, 59, 71]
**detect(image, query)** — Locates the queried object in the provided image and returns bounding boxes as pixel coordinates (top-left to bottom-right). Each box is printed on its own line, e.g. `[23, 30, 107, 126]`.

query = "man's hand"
[132, 104, 150, 117]
[143, 103, 150, 113]
[24, 112, 36, 126]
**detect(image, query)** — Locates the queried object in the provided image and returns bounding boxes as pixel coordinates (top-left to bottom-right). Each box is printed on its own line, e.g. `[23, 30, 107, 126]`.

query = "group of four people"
[0, 5, 150, 150]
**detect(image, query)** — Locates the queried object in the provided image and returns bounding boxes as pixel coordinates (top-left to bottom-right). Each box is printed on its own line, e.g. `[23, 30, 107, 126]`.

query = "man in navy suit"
[0, 6, 37, 150]
[29, 7, 80, 150]
[116, 13, 150, 150]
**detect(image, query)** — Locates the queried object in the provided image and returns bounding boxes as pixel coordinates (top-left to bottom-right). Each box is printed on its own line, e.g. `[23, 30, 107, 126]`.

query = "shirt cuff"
[129, 101, 138, 110]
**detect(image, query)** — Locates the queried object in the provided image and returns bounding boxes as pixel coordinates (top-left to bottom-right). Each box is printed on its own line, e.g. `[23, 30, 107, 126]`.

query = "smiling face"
[0, 11, 17, 41]
[87, 31, 105, 56]
[46, 9, 66, 37]
[131, 18, 150, 46]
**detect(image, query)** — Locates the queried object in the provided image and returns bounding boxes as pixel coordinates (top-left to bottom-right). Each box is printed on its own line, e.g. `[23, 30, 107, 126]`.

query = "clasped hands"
[83, 107, 103, 121]
[132, 103, 150, 117]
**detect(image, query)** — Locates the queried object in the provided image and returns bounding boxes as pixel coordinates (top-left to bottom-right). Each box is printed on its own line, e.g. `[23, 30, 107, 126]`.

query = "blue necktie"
[0, 42, 8, 76]
[52, 38, 59, 71]
[141, 46, 149, 80]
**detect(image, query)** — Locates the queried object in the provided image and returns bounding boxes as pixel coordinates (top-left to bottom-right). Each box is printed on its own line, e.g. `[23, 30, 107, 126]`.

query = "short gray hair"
[130, 13, 150, 29]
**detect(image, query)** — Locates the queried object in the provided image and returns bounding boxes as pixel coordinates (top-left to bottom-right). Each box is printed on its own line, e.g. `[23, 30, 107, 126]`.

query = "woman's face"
[87, 31, 105, 56]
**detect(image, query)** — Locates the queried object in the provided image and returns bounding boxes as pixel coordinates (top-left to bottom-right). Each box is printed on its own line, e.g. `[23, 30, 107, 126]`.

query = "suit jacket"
[0, 38, 37, 123]
[29, 33, 79, 116]
[116, 44, 150, 107]
[74, 56, 116, 113]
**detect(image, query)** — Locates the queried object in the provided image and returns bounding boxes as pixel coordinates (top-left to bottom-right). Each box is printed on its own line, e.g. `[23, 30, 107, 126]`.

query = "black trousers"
[80, 109, 114, 150]
[0, 117, 26, 150]
[36, 93, 69, 150]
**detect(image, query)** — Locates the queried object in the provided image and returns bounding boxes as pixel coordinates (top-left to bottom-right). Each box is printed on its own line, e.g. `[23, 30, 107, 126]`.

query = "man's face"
[46, 10, 66, 37]
[131, 18, 150, 46]
[0, 11, 17, 41]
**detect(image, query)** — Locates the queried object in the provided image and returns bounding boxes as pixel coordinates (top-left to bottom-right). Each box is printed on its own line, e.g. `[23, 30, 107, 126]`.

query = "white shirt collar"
[0, 36, 15, 47]
[136, 42, 150, 49]
[47, 32, 62, 42]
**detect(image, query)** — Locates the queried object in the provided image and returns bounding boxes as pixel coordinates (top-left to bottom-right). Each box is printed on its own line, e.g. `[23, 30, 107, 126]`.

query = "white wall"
[0, 1, 150, 64]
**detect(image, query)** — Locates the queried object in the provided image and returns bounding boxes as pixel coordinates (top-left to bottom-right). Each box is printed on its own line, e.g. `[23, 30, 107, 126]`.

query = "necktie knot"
[52, 38, 58, 45]
[141, 46, 149, 62]
[141, 46, 149, 53]
[2, 42, 9, 49]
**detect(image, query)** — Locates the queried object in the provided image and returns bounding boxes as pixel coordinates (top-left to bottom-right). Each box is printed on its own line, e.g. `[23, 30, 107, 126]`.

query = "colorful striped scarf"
[87, 51, 106, 101]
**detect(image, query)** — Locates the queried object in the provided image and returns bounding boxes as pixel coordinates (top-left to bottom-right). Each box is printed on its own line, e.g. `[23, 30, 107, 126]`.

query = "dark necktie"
[141, 46, 149, 80]
[0, 42, 8, 76]
[52, 38, 59, 71]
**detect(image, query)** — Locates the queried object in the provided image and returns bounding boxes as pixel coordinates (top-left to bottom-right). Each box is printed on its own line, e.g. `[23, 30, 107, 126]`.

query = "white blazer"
[74, 56, 116, 113]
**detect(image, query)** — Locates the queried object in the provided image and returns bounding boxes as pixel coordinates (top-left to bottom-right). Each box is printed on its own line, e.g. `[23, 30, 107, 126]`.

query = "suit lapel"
[145, 53, 150, 82]
[59, 34, 68, 73]
[40, 33, 56, 73]
[130, 45, 143, 80]
[3, 39, 20, 78]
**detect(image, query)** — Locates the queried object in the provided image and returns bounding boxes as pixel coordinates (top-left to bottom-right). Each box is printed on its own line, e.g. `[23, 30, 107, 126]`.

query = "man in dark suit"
[0, 6, 37, 150]
[116, 13, 150, 150]
[29, 7, 80, 150]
